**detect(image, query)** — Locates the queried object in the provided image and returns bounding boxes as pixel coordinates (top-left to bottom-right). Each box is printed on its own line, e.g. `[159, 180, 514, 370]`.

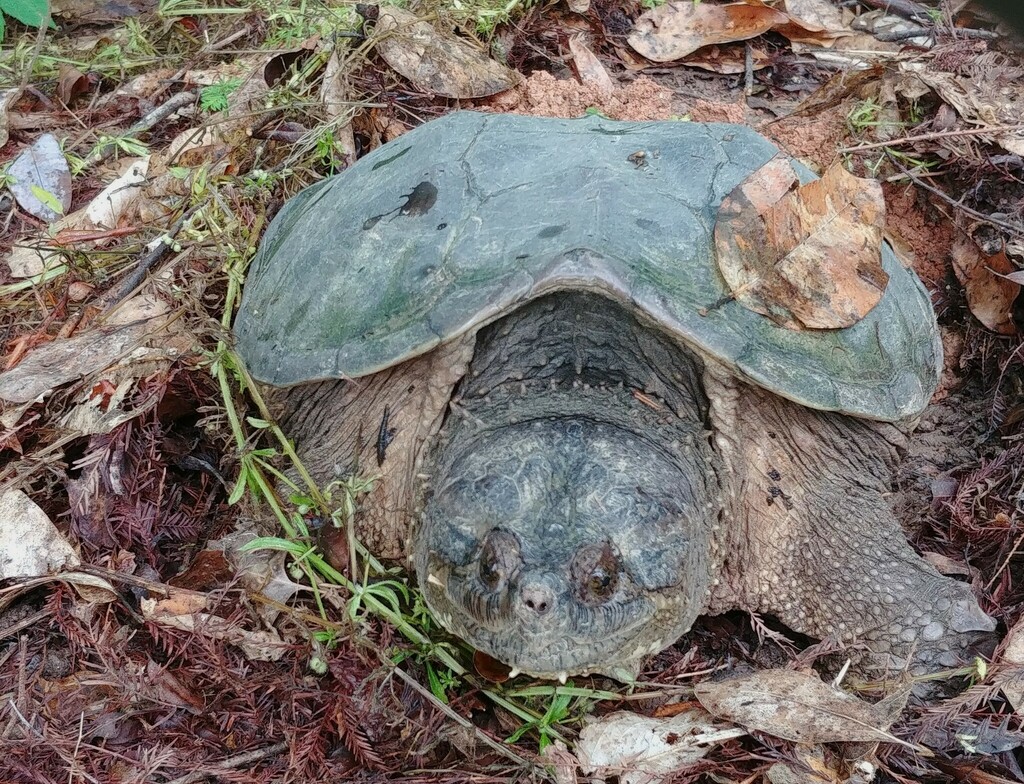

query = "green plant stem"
[239, 363, 328, 511]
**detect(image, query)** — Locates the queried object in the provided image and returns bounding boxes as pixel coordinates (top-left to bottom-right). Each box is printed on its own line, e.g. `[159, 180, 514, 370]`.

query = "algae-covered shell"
[235, 111, 940, 421]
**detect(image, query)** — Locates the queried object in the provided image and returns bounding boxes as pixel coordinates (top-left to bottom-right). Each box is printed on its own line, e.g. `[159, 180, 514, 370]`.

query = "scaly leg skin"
[706, 367, 995, 677]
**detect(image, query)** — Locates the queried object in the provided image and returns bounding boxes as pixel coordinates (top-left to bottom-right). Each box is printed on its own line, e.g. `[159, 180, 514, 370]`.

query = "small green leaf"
[241, 536, 311, 556]
[200, 78, 243, 113]
[227, 472, 247, 504]
[246, 416, 272, 429]
[1, 0, 51, 28]
[29, 184, 63, 216]
[426, 662, 449, 704]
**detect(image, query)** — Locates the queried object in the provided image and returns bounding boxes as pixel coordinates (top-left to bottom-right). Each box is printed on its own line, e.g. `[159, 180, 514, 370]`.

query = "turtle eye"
[573, 543, 620, 604]
[478, 530, 520, 591]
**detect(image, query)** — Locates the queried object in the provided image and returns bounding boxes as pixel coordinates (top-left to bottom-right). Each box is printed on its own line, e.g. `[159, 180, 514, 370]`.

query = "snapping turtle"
[235, 112, 993, 679]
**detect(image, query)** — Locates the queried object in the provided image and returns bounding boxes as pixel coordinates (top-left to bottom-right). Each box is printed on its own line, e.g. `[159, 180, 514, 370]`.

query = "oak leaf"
[714, 158, 889, 330]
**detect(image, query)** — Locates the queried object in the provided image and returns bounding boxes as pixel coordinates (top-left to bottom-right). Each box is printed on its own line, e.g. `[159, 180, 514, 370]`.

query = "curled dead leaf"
[569, 35, 615, 96]
[714, 158, 889, 330]
[56, 64, 94, 104]
[767, 0, 850, 44]
[951, 237, 1020, 335]
[900, 57, 1024, 156]
[628, 1, 788, 62]
[373, 6, 522, 99]
[695, 669, 914, 747]
[778, 0, 848, 34]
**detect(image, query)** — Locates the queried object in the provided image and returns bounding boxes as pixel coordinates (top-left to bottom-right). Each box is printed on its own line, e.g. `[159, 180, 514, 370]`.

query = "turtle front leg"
[706, 371, 994, 675]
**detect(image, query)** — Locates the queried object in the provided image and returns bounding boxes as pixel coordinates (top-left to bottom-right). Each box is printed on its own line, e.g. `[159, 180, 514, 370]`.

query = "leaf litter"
[715, 157, 889, 329]
[1, 1, 1024, 782]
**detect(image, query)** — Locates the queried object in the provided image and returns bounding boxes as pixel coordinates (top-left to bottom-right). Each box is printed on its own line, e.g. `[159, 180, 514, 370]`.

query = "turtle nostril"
[520, 583, 555, 616]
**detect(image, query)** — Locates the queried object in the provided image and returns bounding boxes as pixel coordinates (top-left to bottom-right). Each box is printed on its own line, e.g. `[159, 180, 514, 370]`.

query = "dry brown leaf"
[569, 35, 615, 96]
[951, 237, 1020, 335]
[715, 158, 889, 330]
[320, 47, 357, 162]
[56, 64, 92, 104]
[8, 133, 72, 223]
[778, 0, 847, 34]
[900, 56, 1024, 156]
[374, 6, 522, 98]
[628, 1, 787, 62]
[0, 489, 80, 579]
[695, 669, 912, 747]
[145, 590, 209, 616]
[0, 294, 178, 405]
[576, 710, 745, 784]
[744, 0, 849, 44]
[684, 44, 770, 74]
[141, 596, 289, 661]
[922, 551, 973, 577]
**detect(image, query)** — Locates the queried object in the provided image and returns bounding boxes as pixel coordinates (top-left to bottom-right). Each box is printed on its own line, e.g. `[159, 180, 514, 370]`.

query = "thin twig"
[743, 42, 754, 96]
[163, 741, 290, 784]
[855, 0, 932, 23]
[986, 530, 1024, 592]
[869, 25, 998, 42]
[17, 15, 50, 94]
[100, 203, 205, 309]
[839, 123, 1024, 153]
[82, 91, 198, 169]
[0, 608, 49, 642]
[388, 663, 540, 772]
[149, 26, 254, 104]
[885, 152, 1024, 237]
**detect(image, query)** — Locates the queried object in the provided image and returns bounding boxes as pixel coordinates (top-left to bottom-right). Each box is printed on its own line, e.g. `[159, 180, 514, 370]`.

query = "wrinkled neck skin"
[414, 292, 720, 679]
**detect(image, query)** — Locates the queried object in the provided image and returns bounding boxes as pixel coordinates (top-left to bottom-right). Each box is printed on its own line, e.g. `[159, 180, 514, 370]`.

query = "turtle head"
[414, 417, 715, 679]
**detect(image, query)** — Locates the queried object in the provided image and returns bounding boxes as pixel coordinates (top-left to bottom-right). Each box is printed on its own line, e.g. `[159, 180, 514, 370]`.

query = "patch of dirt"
[882, 181, 958, 292]
[936, 326, 967, 402]
[483, 71, 673, 120]
[687, 98, 746, 124]
[762, 108, 850, 172]
[894, 387, 991, 535]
